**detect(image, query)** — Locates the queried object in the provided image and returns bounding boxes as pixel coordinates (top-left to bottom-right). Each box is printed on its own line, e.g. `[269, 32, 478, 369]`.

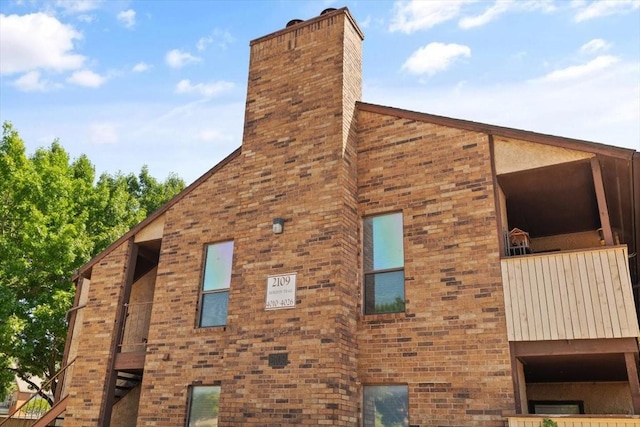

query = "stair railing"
[0, 357, 76, 426]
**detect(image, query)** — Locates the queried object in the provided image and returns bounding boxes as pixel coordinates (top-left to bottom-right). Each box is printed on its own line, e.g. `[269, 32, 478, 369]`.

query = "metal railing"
[0, 358, 76, 426]
[119, 301, 153, 353]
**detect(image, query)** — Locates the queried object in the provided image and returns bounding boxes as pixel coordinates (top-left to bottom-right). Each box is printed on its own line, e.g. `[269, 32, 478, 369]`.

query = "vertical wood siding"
[507, 417, 640, 427]
[501, 246, 639, 341]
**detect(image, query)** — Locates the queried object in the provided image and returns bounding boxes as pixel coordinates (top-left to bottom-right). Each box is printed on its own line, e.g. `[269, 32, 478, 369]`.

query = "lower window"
[186, 385, 220, 426]
[364, 270, 405, 314]
[529, 400, 584, 414]
[363, 385, 408, 427]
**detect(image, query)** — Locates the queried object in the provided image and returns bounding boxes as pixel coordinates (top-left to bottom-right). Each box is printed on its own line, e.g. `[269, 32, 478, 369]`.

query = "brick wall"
[64, 241, 131, 426]
[356, 109, 515, 425]
[135, 9, 364, 426]
[62, 8, 520, 426]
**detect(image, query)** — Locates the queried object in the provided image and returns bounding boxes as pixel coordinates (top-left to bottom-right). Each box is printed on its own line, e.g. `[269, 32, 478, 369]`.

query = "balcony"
[114, 301, 152, 371]
[501, 245, 639, 342]
[506, 415, 640, 426]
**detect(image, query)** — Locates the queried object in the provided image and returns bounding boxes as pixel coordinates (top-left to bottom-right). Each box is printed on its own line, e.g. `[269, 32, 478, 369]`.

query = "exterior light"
[273, 218, 284, 234]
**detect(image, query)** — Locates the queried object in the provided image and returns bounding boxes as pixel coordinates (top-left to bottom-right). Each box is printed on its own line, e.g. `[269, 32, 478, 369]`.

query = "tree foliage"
[0, 122, 185, 402]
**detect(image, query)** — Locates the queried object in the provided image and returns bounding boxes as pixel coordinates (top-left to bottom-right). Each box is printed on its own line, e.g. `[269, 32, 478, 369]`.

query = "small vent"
[286, 19, 303, 28]
[268, 352, 289, 368]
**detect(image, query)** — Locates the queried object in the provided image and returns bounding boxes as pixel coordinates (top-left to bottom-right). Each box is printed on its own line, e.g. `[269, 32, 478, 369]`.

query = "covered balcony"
[494, 141, 640, 416]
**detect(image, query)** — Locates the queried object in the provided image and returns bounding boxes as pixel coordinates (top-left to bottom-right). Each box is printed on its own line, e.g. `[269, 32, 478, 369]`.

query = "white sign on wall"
[265, 273, 296, 310]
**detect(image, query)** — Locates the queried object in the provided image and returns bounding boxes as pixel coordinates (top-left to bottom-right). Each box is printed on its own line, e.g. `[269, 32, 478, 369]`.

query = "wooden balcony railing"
[120, 301, 152, 353]
[501, 246, 639, 342]
[506, 415, 640, 427]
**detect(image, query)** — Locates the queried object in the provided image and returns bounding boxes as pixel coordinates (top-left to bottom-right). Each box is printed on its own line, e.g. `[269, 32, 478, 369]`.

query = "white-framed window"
[199, 241, 233, 327]
[363, 384, 408, 427]
[363, 212, 405, 314]
[186, 385, 220, 426]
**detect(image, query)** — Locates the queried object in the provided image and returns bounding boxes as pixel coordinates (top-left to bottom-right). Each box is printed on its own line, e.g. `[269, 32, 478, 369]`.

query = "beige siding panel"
[528, 257, 544, 340]
[507, 417, 640, 427]
[608, 249, 630, 336]
[600, 249, 622, 337]
[502, 258, 517, 341]
[561, 254, 582, 338]
[540, 256, 556, 340]
[523, 259, 539, 340]
[566, 253, 586, 338]
[515, 258, 530, 341]
[576, 251, 599, 338]
[501, 246, 638, 341]
[548, 255, 568, 339]
[553, 254, 574, 339]
[616, 246, 640, 335]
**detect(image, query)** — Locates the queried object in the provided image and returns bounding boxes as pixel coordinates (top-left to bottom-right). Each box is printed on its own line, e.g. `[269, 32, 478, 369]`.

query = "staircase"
[0, 359, 75, 427]
[114, 372, 142, 403]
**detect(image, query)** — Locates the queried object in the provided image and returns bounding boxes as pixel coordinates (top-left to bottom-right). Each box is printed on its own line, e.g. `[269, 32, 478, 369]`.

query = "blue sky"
[1, 0, 638, 184]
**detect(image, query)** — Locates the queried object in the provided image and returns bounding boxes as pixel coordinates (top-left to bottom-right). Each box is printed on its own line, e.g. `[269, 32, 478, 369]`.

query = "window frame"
[528, 400, 584, 414]
[197, 240, 234, 328]
[362, 384, 409, 427]
[362, 211, 405, 315]
[185, 384, 221, 427]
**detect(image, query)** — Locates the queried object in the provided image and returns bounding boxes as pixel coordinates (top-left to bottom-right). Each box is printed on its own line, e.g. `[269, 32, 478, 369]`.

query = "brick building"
[29, 7, 640, 427]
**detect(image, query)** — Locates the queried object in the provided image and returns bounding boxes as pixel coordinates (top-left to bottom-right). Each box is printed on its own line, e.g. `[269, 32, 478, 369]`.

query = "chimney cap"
[286, 18, 304, 27]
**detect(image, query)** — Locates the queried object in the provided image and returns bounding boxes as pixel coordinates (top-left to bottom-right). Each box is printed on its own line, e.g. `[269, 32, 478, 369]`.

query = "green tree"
[0, 122, 185, 403]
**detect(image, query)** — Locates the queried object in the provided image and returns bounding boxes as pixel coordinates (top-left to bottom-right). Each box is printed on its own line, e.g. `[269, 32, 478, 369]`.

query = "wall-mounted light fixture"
[273, 218, 285, 234]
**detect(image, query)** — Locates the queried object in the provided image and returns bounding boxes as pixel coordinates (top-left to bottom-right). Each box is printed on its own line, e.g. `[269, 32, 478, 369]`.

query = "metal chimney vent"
[286, 19, 303, 27]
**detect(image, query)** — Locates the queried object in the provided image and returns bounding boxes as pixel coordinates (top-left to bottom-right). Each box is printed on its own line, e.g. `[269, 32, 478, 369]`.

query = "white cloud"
[359, 15, 372, 29]
[165, 49, 201, 68]
[196, 29, 234, 51]
[67, 69, 106, 87]
[132, 62, 150, 72]
[197, 129, 224, 141]
[389, 0, 474, 33]
[196, 36, 212, 52]
[55, 0, 102, 14]
[175, 79, 234, 97]
[458, 0, 556, 29]
[534, 55, 619, 83]
[88, 122, 118, 145]
[459, 0, 513, 29]
[13, 71, 56, 92]
[579, 38, 611, 54]
[77, 14, 95, 23]
[518, 0, 557, 13]
[0, 13, 85, 75]
[365, 61, 639, 151]
[402, 42, 471, 76]
[117, 9, 136, 29]
[574, 0, 640, 22]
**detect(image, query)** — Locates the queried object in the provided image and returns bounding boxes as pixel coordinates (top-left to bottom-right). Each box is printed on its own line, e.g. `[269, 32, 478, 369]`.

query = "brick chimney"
[226, 9, 365, 425]
[241, 7, 363, 156]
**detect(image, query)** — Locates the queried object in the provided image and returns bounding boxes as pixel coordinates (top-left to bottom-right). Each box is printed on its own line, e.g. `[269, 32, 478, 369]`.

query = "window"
[363, 213, 405, 314]
[529, 400, 584, 414]
[199, 241, 233, 327]
[186, 385, 220, 426]
[363, 385, 408, 427]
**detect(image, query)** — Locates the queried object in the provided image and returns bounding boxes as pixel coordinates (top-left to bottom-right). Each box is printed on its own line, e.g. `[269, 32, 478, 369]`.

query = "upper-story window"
[363, 212, 405, 314]
[199, 241, 234, 327]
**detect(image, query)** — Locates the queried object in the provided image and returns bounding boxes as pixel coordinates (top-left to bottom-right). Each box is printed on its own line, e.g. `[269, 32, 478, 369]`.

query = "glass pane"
[187, 386, 220, 427]
[203, 241, 234, 291]
[363, 385, 408, 427]
[363, 213, 404, 271]
[200, 291, 229, 327]
[364, 271, 405, 314]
